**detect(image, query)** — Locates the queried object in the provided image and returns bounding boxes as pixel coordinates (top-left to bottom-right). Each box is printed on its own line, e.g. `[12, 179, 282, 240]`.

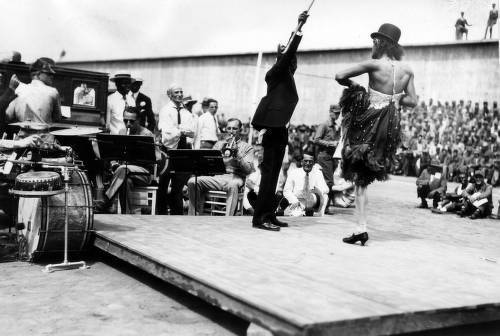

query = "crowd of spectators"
[279, 99, 500, 188]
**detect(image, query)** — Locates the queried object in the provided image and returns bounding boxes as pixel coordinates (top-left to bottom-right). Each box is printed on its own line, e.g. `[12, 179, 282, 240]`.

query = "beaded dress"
[340, 64, 404, 187]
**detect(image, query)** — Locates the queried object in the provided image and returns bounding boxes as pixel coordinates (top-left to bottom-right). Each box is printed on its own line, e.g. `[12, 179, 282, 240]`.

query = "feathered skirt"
[340, 86, 402, 187]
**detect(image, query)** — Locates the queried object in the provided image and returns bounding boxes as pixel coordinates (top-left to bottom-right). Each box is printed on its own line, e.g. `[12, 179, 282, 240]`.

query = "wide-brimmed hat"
[30, 57, 56, 74]
[371, 23, 401, 45]
[110, 73, 133, 82]
[429, 162, 442, 172]
[474, 169, 484, 178]
[183, 95, 197, 106]
[131, 72, 143, 83]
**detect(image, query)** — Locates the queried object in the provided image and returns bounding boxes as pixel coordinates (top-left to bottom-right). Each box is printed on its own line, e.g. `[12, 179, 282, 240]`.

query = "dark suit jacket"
[252, 34, 302, 131]
[135, 92, 156, 132]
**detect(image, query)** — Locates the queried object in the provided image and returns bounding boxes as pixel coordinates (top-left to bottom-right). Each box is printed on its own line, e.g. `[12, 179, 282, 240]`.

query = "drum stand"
[44, 166, 88, 273]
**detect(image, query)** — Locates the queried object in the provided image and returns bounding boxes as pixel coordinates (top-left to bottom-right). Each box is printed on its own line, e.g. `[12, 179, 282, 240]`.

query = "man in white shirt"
[106, 73, 135, 134]
[6, 58, 61, 125]
[195, 98, 219, 149]
[156, 84, 196, 215]
[283, 153, 329, 217]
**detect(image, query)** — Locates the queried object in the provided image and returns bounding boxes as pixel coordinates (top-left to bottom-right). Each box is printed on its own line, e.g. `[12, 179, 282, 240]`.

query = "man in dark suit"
[130, 75, 156, 132]
[251, 11, 308, 231]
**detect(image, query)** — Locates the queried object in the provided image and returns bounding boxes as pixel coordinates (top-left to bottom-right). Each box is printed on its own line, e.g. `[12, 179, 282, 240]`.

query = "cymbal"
[9, 121, 50, 130]
[7, 159, 76, 167]
[50, 127, 102, 136]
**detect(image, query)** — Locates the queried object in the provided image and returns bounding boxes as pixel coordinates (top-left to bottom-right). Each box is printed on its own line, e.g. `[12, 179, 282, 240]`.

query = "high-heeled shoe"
[342, 232, 369, 246]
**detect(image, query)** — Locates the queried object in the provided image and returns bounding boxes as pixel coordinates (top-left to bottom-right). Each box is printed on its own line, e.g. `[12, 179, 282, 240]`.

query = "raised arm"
[335, 60, 377, 87]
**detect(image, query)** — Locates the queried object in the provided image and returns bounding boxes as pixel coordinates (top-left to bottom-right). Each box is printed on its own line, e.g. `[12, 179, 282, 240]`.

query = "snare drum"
[17, 169, 93, 261]
[12, 171, 63, 197]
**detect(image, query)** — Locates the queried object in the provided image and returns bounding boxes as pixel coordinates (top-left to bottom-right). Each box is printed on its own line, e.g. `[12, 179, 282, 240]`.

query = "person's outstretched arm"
[335, 60, 377, 87]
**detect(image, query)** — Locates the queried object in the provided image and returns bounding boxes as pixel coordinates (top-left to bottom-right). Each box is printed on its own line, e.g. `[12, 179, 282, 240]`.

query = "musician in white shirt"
[283, 153, 329, 216]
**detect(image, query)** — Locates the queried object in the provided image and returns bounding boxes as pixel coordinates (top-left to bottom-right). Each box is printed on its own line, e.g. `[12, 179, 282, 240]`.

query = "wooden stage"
[93, 210, 500, 336]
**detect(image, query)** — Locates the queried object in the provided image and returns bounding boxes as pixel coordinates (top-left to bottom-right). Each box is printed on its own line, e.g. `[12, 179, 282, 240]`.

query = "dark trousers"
[247, 190, 288, 212]
[461, 200, 492, 218]
[417, 185, 442, 208]
[157, 172, 190, 215]
[253, 127, 287, 223]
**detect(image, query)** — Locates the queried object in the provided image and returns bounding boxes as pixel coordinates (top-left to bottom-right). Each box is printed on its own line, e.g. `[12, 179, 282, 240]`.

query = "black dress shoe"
[269, 216, 288, 227]
[342, 232, 369, 246]
[252, 222, 280, 231]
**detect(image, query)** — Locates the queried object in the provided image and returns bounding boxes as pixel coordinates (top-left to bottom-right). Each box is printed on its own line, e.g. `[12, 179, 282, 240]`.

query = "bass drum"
[17, 169, 93, 261]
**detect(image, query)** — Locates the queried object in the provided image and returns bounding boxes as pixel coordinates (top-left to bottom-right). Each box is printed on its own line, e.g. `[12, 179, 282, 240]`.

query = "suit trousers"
[253, 127, 288, 223]
[187, 174, 244, 216]
[157, 172, 190, 215]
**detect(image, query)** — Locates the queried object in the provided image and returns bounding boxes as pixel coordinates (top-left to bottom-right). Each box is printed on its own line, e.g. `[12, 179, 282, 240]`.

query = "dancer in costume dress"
[335, 23, 417, 246]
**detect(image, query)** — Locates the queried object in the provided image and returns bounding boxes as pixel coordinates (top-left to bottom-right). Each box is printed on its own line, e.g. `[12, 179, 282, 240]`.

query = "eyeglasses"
[226, 127, 239, 131]
[124, 119, 135, 123]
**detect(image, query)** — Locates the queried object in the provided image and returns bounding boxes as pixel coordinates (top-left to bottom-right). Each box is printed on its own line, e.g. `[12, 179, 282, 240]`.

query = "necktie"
[213, 114, 219, 135]
[176, 106, 181, 125]
[176, 106, 187, 149]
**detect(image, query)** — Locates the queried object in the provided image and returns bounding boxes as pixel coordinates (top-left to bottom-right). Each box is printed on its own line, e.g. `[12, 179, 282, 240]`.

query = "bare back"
[368, 59, 412, 95]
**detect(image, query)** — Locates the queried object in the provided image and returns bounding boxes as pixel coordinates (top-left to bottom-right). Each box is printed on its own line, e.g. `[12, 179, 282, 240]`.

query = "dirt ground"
[1, 175, 499, 336]
[0, 253, 248, 336]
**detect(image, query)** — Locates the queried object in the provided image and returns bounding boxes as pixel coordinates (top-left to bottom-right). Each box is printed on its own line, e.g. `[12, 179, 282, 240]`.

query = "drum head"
[17, 197, 43, 259]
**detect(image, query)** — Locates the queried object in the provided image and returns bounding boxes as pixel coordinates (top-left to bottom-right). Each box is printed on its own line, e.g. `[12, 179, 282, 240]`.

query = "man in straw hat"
[335, 23, 417, 245]
[107, 72, 135, 134]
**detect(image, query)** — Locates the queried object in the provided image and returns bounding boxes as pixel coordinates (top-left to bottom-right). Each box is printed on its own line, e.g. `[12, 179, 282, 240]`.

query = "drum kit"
[4, 120, 100, 271]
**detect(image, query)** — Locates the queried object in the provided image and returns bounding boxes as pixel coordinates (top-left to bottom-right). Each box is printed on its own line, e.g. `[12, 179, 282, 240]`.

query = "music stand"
[96, 134, 156, 213]
[167, 149, 225, 215]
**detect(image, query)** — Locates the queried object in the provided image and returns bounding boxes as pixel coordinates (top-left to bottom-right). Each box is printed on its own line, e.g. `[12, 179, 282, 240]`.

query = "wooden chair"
[203, 190, 244, 216]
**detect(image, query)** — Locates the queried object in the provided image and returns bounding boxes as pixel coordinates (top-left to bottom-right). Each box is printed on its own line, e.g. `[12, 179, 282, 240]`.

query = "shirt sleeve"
[158, 106, 181, 148]
[236, 143, 254, 175]
[283, 171, 299, 204]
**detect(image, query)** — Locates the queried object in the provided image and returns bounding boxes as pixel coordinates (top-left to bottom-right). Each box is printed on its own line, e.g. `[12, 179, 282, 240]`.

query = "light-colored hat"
[110, 72, 133, 82]
[132, 72, 143, 83]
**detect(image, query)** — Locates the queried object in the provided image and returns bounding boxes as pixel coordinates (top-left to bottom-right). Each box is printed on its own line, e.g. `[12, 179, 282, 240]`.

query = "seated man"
[96, 106, 159, 214]
[283, 153, 329, 217]
[433, 171, 469, 214]
[416, 163, 447, 209]
[187, 118, 254, 216]
[457, 170, 493, 219]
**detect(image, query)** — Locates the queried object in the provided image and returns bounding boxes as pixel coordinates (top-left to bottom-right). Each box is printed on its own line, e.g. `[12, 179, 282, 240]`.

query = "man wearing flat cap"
[106, 73, 136, 134]
[416, 163, 447, 209]
[458, 169, 493, 219]
[314, 104, 342, 212]
[6, 57, 61, 125]
[129, 74, 156, 132]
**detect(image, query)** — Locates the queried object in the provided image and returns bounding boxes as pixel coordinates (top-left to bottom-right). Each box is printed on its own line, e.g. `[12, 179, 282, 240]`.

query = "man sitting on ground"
[457, 169, 493, 219]
[416, 163, 447, 209]
[433, 172, 469, 214]
[283, 153, 329, 217]
[187, 118, 254, 216]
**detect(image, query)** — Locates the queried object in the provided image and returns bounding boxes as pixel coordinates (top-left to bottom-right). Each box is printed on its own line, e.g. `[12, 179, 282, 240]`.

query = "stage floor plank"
[93, 208, 500, 335]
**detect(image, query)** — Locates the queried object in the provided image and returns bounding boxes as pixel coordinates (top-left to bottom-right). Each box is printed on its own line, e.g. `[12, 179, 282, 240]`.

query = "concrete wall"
[61, 40, 499, 125]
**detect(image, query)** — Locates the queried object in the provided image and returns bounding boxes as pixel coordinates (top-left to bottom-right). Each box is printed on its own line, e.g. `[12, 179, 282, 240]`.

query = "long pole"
[282, 0, 316, 54]
[248, 51, 263, 145]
